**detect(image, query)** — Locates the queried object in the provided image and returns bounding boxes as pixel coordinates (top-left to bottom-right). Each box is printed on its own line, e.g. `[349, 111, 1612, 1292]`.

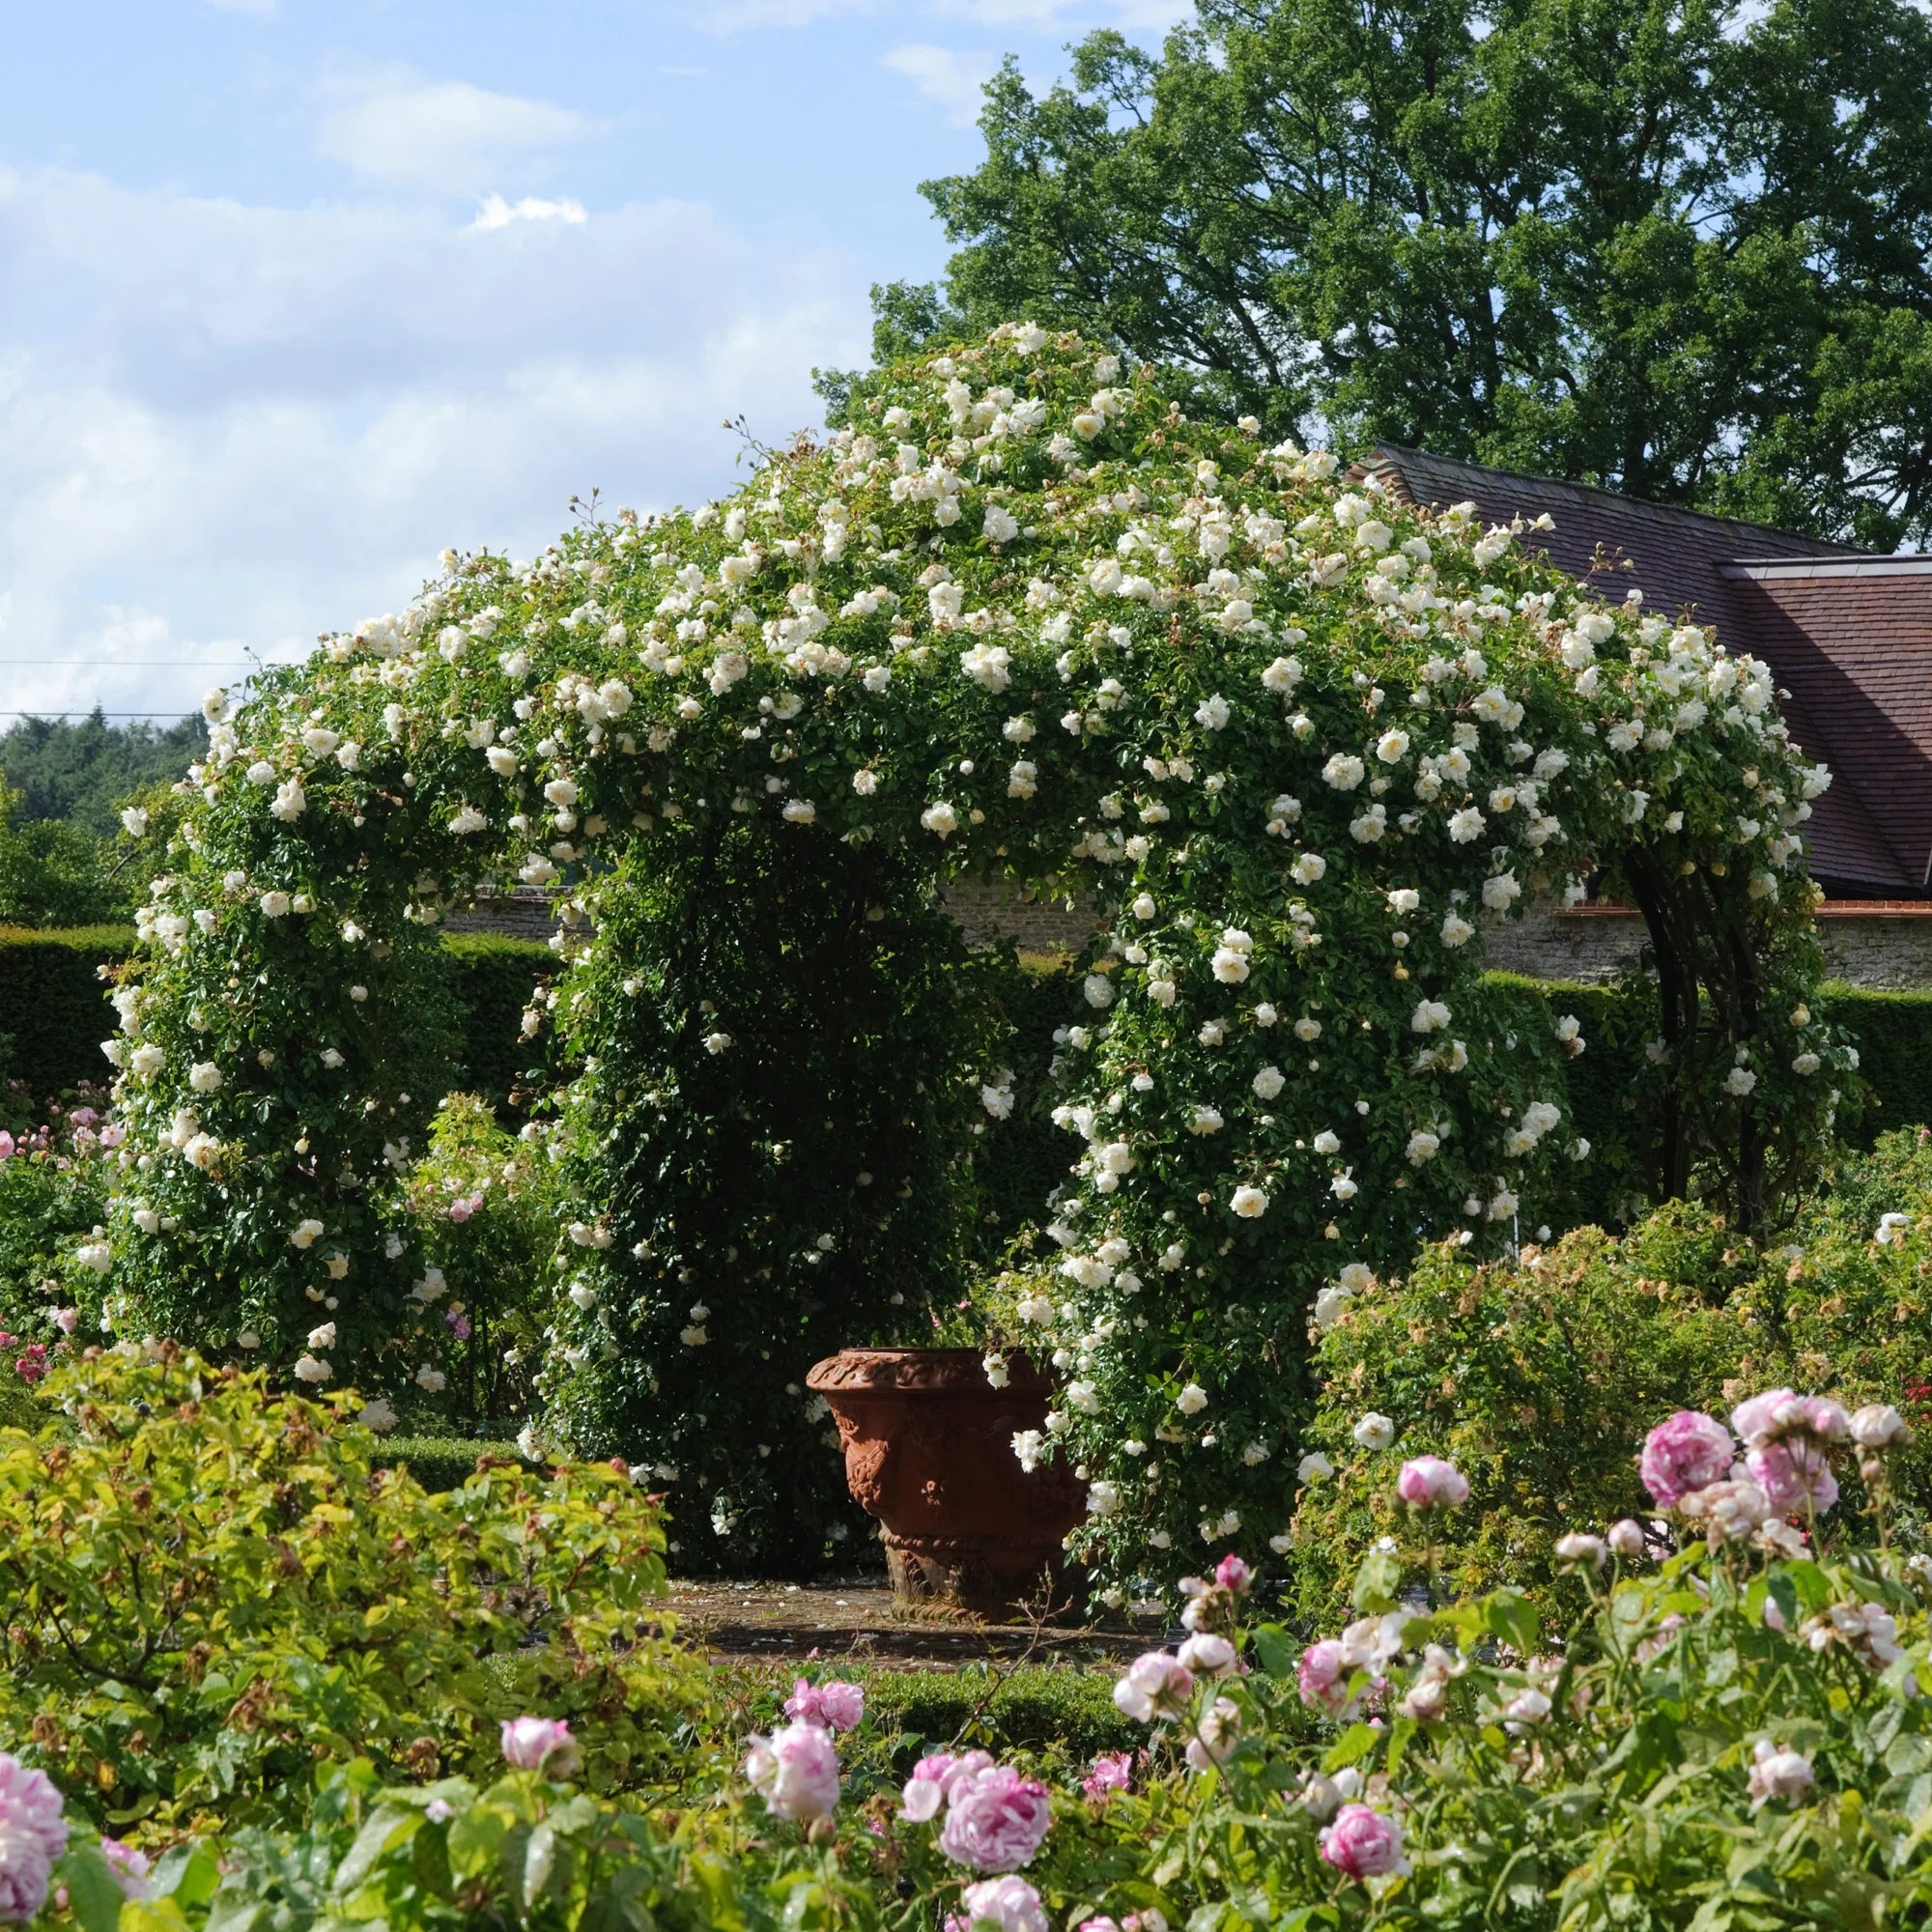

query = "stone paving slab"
[663, 1579, 1164, 1662]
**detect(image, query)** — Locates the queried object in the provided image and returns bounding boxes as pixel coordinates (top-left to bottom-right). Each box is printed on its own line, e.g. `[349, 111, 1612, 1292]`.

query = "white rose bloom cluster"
[99, 324, 1844, 1594]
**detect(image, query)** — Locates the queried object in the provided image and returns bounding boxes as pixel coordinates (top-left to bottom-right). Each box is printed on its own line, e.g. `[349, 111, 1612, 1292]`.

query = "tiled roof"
[1354, 444, 1932, 895]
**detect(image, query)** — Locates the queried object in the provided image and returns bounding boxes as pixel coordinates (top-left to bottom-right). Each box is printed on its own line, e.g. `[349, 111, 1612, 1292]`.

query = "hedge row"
[4, 920, 1929, 1197]
[0, 924, 555, 1118]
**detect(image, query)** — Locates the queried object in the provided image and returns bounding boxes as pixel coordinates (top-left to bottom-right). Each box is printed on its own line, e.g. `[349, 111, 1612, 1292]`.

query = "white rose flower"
[1375, 728, 1410, 763]
[1352, 1412, 1396, 1450]
[1252, 1065, 1285, 1099]
[1176, 1382, 1208, 1415]
[1322, 753, 1366, 790]
[121, 807, 150, 836]
[188, 1061, 224, 1094]
[921, 801, 958, 838]
[1298, 1451, 1335, 1483]
[1230, 1184, 1269, 1218]
[270, 779, 307, 821]
[290, 1218, 326, 1250]
[294, 1354, 332, 1384]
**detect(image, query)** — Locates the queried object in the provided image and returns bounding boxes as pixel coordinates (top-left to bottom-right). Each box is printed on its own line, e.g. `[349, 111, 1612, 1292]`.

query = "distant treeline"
[0, 712, 204, 925]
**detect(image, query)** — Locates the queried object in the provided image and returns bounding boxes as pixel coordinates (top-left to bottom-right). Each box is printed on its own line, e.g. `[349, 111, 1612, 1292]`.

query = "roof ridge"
[1364, 442, 1864, 558]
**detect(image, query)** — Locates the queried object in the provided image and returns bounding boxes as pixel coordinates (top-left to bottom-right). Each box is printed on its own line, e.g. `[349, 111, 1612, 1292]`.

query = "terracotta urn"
[807, 1347, 1085, 1616]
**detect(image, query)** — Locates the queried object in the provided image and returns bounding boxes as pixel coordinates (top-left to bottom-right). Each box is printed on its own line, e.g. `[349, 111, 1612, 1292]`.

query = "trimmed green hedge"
[382, 1434, 523, 1492]
[1818, 982, 1932, 1148]
[0, 924, 553, 1116]
[0, 923, 135, 1106]
[2, 924, 1928, 1185]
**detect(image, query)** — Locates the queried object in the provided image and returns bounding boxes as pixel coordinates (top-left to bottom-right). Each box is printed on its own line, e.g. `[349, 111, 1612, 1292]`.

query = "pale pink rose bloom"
[1747, 1438, 1839, 1516]
[1396, 1454, 1468, 1507]
[902, 1748, 994, 1822]
[1081, 1751, 1133, 1801]
[1112, 1651, 1193, 1722]
[784, 1676, 865, 1732]
[1319, 1802, 1411, 1880]
[1639, 1411, 1735, 1507]
[0, 1750, 68, 1924]
[100, 1838, 151, 1900]
[1177, 1632, 1237, 1677]
[1296, 1639, 1351, 1714]
[1747, 1740, 1814, 1809]
[955, 1876, 1049, 1932]
[744, 1719, 839, 1824]
[938, 1765, 1053, 1872]
[499, 1717, 579, 1776]
[51, 1309, 77, 1336]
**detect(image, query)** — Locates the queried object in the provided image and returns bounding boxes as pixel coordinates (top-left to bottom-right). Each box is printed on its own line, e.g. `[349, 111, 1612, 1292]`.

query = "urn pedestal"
[806, 1348, 1085, 1617]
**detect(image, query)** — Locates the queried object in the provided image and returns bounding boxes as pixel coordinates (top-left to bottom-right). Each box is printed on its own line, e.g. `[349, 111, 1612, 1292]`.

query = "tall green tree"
[877, 0, 1932, 548]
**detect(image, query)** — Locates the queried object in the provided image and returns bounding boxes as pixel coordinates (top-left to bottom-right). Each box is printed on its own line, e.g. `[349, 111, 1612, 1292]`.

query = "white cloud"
[316, 69, 596, 193]
[0, 165, 867, 721]
[882, 43, 999, 126]
[470, 194, 587, 231]
[931, 0, 1191, 21]
[696, 0, 1188, 27]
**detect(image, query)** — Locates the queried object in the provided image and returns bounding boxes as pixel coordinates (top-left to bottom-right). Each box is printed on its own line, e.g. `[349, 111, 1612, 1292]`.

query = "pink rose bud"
[1396, 1454, 1469, 1507]
[1213, 1552, 1252, 1592]
[499, 1716, 579, 1776]
[1296, 1638, 1351, 1714]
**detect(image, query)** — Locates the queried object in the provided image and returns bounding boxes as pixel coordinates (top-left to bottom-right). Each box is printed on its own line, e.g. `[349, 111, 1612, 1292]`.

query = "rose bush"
[0, 1343, 704, 1831]
[18, 1388, 1932, 1930]
[1290, 1130, 1932, 1614]
[90, 324, 1851, 1588]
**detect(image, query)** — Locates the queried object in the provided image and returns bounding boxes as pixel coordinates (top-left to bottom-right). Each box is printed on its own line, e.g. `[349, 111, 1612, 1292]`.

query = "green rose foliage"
[0, 1344, 704, 1832]
[98, 324, 1849, 1588]
[1293, 1129, 1932, 1616]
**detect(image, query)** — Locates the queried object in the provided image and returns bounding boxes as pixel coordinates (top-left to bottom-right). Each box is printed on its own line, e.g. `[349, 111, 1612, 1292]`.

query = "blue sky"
[0, 0, 1187, 723]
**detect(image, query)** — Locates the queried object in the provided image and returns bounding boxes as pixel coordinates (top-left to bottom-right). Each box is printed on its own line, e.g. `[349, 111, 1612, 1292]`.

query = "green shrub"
[1290, 1127, 1932, 1617]
[1819, 982, 1932, 1148]
[0, 1343, 705, 1833]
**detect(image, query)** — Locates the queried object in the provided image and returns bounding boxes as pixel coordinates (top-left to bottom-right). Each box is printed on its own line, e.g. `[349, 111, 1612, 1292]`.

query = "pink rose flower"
[51, 1310, 76, 1336]
[1112, 1651, 1194, 1723]
[901, 1749, 993, 1823]
[1319, 1802, 1410, 1880]
[938, 1764, 1053, 1873]
[1081, 1751, 1133, 1801]
[100, 1838, 151, 1900]
[1213, 1552, 1252, 1592]
[0, 1132, 14, 1162]
[13, 1345, 47, 1385]
[1396, 1455, 1468, 1507]
[0, 1750, 68, 1924]
[783, 1676, 865, 1731]
[1733, 1388, 1849, 1447]
[954, 1876, 1048, 1932]
[1747, 1438, 1839, 1516]
[744, 1719, 840, 1824]
[499, 1717, 579, 1776]
[1296, 1638, 1351, 1714]
[1639, 1410, 1735, 1507]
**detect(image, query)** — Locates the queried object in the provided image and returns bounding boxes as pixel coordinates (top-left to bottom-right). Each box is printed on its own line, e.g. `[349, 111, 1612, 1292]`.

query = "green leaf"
[1351, 1550, 1402, 1614]
[331, 1804, 420, 1897]
[1249, 1624, 1295, 1678]
[1483, 1591, 1540, 1657]
[58, 1847, 128, 1932]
